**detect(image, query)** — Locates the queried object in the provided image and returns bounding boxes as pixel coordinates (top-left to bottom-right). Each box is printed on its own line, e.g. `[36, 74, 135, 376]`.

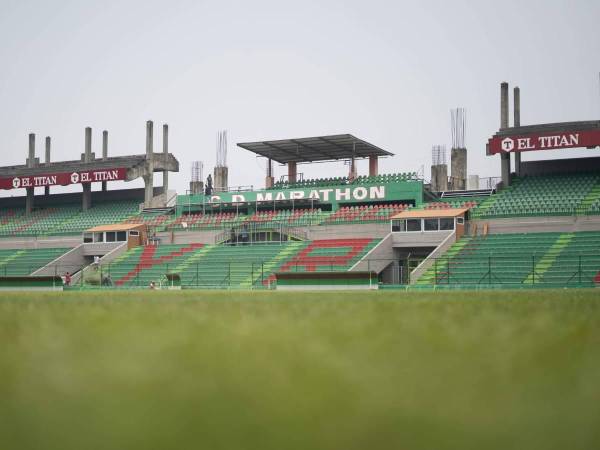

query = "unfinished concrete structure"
[488, 82, 600, 185]
[3, 120, 179, 214]
[189, 161, 204, 195]
[513, 86, 521, 176]
[213, 130, 229, 192]
[450, 108, 467, 190]
[430, 145, 448, 192]
[500, 82, 511, 187]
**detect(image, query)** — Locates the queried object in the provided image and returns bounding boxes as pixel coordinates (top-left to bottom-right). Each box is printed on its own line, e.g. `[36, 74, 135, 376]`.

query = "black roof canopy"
[237, 134, 394, 164]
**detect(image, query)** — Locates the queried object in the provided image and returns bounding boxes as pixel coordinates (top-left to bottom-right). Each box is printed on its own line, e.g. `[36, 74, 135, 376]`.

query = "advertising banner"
[0, 168, 127, 190]
[487, 130, 600, 155]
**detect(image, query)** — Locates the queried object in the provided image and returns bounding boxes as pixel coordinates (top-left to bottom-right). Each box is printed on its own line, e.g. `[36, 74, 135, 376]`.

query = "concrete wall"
[470, 215, 600, 235]
[81, 242, 124, 256]
[391, 230, 453, 247]
[306, 223, 390, 240]
[170, 230, 221, 245]
[0, 236, 80, 250]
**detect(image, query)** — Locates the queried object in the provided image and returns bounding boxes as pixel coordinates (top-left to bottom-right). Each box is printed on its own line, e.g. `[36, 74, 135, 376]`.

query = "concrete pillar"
[214, 166, 229, 192]
[144, 121, 154, 208]
[431, 164, 448, 192]
[369, 155, 379, 177]
[514, 86, 521, 176]
[450, 148, 467, 190]
[26, 133, 35, 214]
[265, 158, 274, 188]
[348, 157, 357, 181]
[189, 181, 204, 195]
[162, 124, 169, 197]
[500, 82, 511, 187]
[44, 136, 51, 196]
[146, 120, 153, 158]
[500, 82, 509, 129]
[102, 130, 108, 191]
[288, 162, 297, 184]
[82, 127, 92, 211]
[501, 154, 510, 188]
[84, 127, 92, 162]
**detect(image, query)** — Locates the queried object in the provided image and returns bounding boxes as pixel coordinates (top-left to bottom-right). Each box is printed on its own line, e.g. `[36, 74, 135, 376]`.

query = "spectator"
[230, 227, 236, 245]
[102, 274, 112, 287]
[64, 272, 71, 286]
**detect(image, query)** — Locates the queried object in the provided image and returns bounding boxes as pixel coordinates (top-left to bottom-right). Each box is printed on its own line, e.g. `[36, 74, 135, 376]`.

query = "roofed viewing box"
[83, 223, 147, 249]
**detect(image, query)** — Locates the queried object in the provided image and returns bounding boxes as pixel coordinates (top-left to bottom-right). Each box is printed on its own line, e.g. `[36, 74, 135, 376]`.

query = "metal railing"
[426, 253, 600, 286]
[15, 253, 597, 290]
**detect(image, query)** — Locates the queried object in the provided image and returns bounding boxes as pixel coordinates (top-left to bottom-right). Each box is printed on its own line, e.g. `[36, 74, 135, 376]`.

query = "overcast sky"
[0, 0, 599, 197]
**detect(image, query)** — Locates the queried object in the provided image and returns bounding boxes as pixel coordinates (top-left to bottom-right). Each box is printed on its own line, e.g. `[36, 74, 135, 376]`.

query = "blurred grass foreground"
[0, 290, 599, 450]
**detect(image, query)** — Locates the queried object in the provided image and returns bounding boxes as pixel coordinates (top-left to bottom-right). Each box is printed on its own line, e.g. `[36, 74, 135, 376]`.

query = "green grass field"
[1, 290, 599, 450]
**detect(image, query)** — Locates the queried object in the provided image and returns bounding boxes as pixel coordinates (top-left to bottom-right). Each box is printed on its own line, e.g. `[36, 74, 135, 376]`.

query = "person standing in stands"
[230, 227, 236, 245]
[64, 272, 71, 286]
[205, 174, 213, 196]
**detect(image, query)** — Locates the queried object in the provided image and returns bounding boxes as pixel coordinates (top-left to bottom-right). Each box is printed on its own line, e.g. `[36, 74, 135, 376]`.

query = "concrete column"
[369, 155, 379, 177]
[214, 166, 228, 192]
[102, 130, 108, 191]
[265, 158, 274, 188]
[144, 121, 154, 207]
[348, 157, 357, 181]
[501, 154, 510, 188]
[162, 124, 169, 196]
[189, 181, 204, 195]
[450, 148, 467, 190]
[44, 137, 51, 196]
[288, 162, 297, 184]
[431, 164, 448, 192]
[146, 120, 153, 158]
[26, 133, 35, 214]
[82, 127, 92, 211]
[500, 82, 511, 187]
[514, 86, 521, 176]
[84, 127, 92, 162]
[500, 82, 509, 129]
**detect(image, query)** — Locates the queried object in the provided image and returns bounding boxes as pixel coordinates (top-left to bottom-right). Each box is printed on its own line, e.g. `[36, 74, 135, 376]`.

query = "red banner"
[0, 168, 127, 190]
[488, 129, 600, 155]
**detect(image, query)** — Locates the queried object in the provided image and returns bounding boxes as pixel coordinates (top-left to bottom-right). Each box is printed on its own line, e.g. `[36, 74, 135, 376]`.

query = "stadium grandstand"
[1, 83, 599, 290]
